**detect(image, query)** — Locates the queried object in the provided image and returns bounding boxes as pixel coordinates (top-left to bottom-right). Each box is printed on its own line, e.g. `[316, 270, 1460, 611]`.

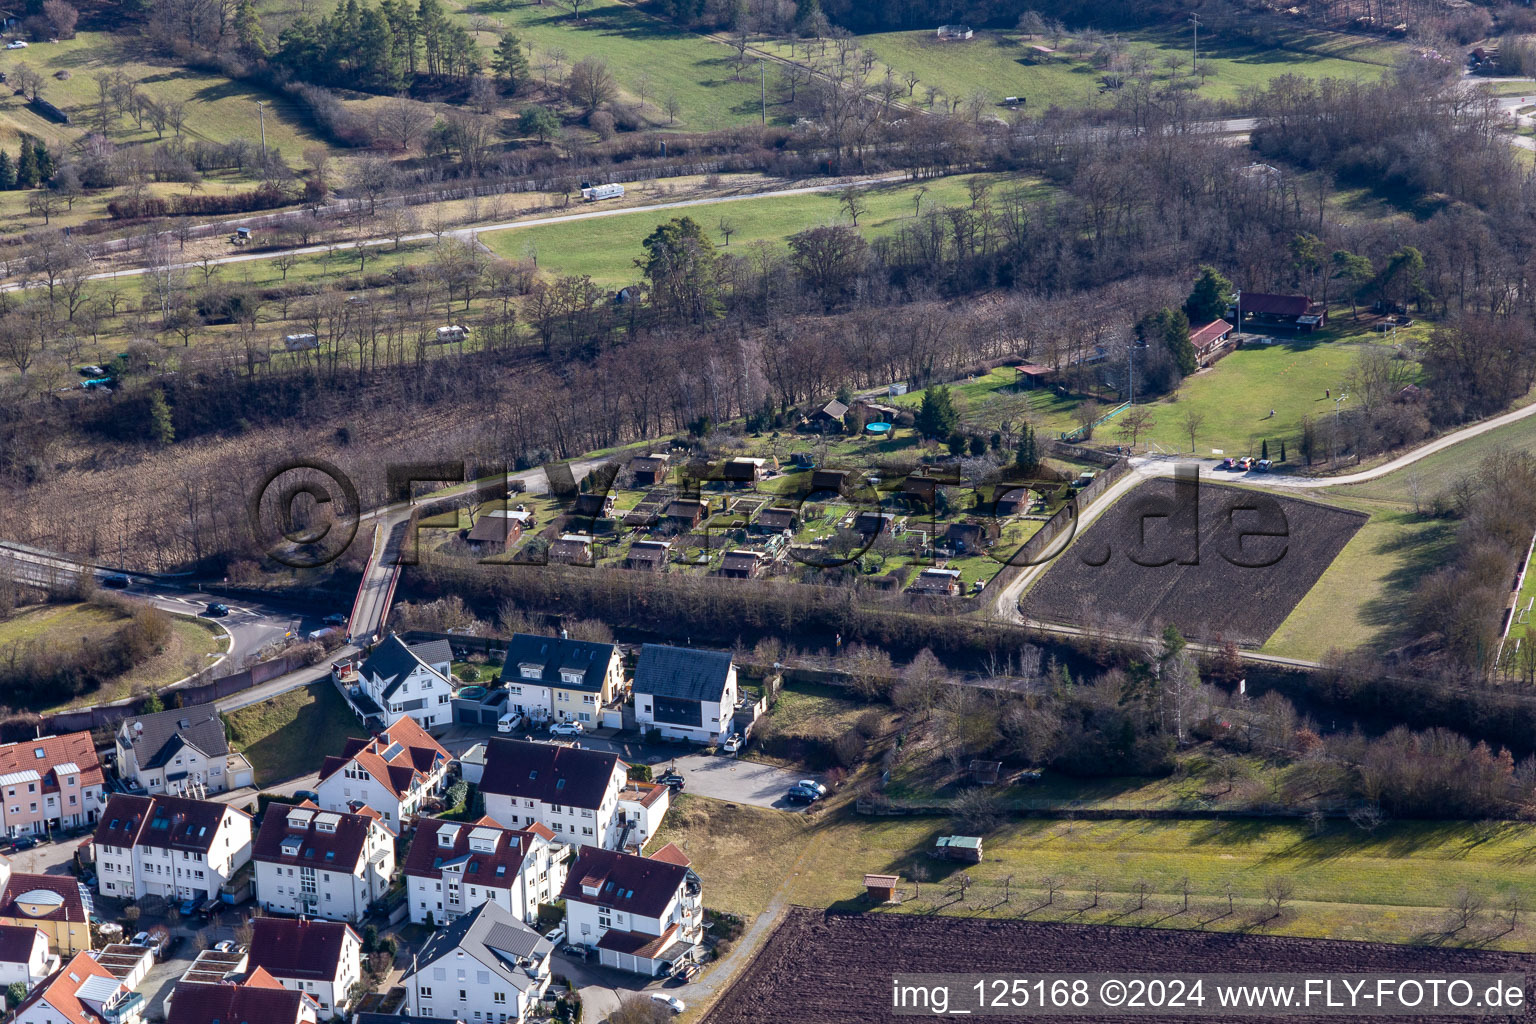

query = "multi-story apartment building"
[93, 795, 253, 902]
[479, 740, 628, 849]
[404, 817, 566, 927]
[314, 716, 449, 826]
[253, 803, 395, 922]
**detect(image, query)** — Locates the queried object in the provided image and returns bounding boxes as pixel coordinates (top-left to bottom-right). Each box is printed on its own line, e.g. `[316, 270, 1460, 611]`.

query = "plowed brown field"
[703, 909, 1534, 1023]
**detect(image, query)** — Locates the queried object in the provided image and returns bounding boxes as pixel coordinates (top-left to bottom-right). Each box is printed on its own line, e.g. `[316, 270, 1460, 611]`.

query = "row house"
[0, 732, 105, 836]
[13, 952, 140, 1024]
[560, 844, 702, 976]
[0, 924, 57, 988]
[93, 795, 252, 903]
[479, 740, 628, 850]
[253, 803, 395, 922]
[405, 817, 566, 928]
[246, 917, 363, 1020]
[315, 716, 450, 826]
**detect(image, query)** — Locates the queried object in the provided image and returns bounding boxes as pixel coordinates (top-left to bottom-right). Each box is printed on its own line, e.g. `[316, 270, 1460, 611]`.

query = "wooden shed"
[630, 453, 671, 487]
[864, 874, 900, 903]
[933, 835, 983, 863]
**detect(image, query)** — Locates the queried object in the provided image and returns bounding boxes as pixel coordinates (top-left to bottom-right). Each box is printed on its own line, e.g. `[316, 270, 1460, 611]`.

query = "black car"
[657, 773, 686, 792]
[204, 602, 230, 617]
[783, 788, 817, 805]
[101, 573, 131, 589]
[10, 835, 38, 851]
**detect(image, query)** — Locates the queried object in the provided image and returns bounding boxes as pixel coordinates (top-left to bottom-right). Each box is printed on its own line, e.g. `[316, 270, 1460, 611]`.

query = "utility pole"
[257, 101, 266, 162]
[1190, 13, 1200, 77]
[760, 61, 766, 125]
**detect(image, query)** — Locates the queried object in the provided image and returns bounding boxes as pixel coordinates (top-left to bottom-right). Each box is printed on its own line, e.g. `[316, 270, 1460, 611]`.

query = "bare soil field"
[704, 908, 1536, 1024]
[1026, 479, 1366, 645]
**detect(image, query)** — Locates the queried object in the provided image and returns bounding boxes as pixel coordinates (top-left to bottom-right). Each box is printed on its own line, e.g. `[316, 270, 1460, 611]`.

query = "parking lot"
[665, 755, 822, 811]
[7, 833, 88, 875]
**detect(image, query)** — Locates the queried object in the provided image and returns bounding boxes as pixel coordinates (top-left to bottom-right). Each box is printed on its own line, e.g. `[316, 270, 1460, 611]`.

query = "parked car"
[784, 787, 817, 805]
[5, 40, 28, 49]
[549, 721, 584, 737]
[10, 835, 37, 851]
[101, 573, 131, 589]
[77, 365, 104, 377]
[214, 940, 238, 953]
[795, 780, 828, 796]
[657, 772, 686, 792]
[323, 613, 348, 626]
[721, 734, 742, 755]
[497, 712, 524, 734]
[544, 926, 566, 947]
[131, 931, 151, 948]
[292, 790, 320, 804]
[651, 994, 686, 1015]
[1237, 456, 1255, 470]
[204, 602, 230, 617]
[179, 898, 199, 917]
[1256, 459, 1273, 471]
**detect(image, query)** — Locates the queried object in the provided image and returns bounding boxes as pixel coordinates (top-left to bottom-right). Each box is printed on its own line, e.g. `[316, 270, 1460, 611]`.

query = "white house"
[631, 645, 739, 743]
[404, 901, 552, 1024]
[614, 781, 670, 851]
[0, 925, 57, 988]
[479, 740, 629, 849]
[559, 844, 702, 976]
[405, 817, 567, 928]
[315, 715, 450, 826]
[246, 917, 362, 1020]
[253, 803, 395, 922]
[93, 794, 253, 902]
[114, 704, 253, 797]
[13, 952, 140, 1024]
[355, 636, 455, 730]
[0, 732, 106, 836]
[500, 634, 626, 726]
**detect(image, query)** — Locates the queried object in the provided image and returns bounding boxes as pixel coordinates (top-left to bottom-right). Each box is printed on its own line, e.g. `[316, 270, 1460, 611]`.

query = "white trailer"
[581, 183, 625, 201]
[283, 333, 319, 351]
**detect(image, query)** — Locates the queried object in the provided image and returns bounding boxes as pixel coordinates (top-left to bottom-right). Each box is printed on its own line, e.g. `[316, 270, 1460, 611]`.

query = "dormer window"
[520, 663, 542, 681]
[560, 669, 583, 685]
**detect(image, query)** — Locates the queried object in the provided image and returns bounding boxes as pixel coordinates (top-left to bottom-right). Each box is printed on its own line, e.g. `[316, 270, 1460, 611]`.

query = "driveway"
[666, 755, 820, 811]
[7, 834, 87, 875]
[552, 951, 653, 1022]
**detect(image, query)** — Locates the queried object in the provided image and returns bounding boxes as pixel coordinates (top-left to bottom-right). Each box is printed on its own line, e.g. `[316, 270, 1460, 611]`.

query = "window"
[419, 987, 433, 998]
[493, 993, 506, 1005]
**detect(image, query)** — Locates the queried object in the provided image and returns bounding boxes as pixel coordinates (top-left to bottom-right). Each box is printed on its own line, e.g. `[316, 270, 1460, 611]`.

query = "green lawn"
[224, 681, 360, 786]
[482, 172, 1033, 285]
[0, 32, 329, 156]
[0, 601, 226, 711]
[466, 0, 760, 130]
[760, 25, 1402, 112]
[1262, 503, 1452, 661]
[892, 369, 1083, 438]
[1340, 412, 1536, 504]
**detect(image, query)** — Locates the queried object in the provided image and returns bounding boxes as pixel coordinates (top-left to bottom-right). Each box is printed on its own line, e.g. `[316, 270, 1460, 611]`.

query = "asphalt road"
[667, 754, 824, 812]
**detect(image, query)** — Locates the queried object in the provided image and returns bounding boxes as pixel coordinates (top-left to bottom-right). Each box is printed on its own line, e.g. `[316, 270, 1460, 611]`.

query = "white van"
[497, 712, 523, 734]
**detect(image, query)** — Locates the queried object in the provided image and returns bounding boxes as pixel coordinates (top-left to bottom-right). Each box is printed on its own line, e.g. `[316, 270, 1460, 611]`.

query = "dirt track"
[704, 908, 1536, 1023]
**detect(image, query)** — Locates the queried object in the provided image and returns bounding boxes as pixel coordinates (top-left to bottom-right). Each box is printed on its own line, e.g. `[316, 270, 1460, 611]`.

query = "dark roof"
[404, 817, 536, 886]
[252, 803, 377, 871]
[503, 633, 616, 693]
[1238, 292, 1311, 316]
[166, 982, 307, 1024]
[0, 923, 44, 963]
[247, 918, 358, 982]
[479, 739, 621, 810]
[95, 794, 241, 854]
[117, 703, 228, 769]
[634, 645, 734, 703]
[409, 639, 452, 668]
[360, 634, 448, 701]
[755, 508, 796, 530]
[467, 515, 518, 543]
[415, 902, 551, 995]
[0, 873, 88, 925]
[561, 846, 689, 919]
[572, 493, 614, 516]
[854, 511, 895, 534]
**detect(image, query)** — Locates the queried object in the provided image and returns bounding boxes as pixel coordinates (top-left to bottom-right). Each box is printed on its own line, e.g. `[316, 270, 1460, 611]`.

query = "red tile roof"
[0, 924, 43, 965]
[94, 794, 243, 854]
[252, 803, 379, 872]
[1189, 319, 1233, 348]
[166, 982, 310, 1024]
[647, 843, 691, 868]
[15, 952, 121, 1024]
[560, 846, 689, 920]
[594, 922, 678, 959]
[0, 732, 103, 793]
[317, 717, 448, 801]
[247, 918, 358, 983]
[404, 818, 539, 888]
[0, 872, 88, 926]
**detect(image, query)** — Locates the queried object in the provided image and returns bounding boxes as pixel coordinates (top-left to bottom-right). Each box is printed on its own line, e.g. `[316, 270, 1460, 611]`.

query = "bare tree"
[1179, 408, 1206, 453]
[1264, 876, 1295, 918]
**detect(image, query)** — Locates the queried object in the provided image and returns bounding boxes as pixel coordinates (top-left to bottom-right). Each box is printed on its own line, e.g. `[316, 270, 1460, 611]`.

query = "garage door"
[456, 707, 479, 725]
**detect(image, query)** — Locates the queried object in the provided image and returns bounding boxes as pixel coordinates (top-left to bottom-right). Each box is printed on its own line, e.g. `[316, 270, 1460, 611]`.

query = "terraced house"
[253, 803, 395, 922]
[405, 817, 567, 927]
[315, 715, 449, 826]
[93, 795, 253, 903]
[502, 633, 625, 727]
[0, 868, 93, 955]
[0, 732, 104, 836]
